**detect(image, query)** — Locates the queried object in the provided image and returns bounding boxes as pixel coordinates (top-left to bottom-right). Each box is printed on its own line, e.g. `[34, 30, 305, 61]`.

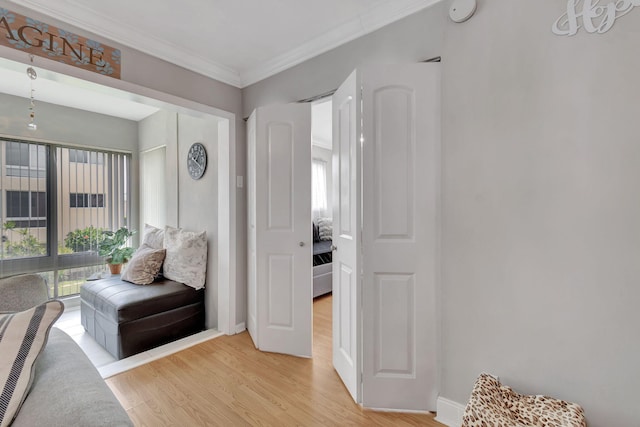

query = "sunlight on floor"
[54, 297, 224, 379]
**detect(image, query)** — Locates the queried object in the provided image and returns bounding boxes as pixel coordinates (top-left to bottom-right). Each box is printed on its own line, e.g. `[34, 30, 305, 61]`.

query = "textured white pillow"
[142, 224, 164, 250]
[317, 217, 333, 241]
[163, 226, 207, 290]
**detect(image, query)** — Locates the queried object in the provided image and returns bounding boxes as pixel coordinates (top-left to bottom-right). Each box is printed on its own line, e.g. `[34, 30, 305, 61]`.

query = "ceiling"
[0, 59, 160, 121]
[6, 0, 442, 88]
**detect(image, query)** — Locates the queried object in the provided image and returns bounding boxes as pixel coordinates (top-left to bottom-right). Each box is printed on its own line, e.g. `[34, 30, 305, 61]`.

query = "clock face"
[187, 142, 207, 180]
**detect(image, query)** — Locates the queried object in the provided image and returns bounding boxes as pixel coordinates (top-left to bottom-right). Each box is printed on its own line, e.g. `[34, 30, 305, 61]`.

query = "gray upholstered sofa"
[0, 274, 133, 427]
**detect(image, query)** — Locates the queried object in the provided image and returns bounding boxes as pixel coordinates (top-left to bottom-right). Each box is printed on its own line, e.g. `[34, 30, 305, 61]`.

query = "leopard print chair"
[462, 373, 587, 427]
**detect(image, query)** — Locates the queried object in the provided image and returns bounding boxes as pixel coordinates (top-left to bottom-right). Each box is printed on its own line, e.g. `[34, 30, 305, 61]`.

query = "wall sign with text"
[0, 8, 121, 79]
[553, 0, 639, 35]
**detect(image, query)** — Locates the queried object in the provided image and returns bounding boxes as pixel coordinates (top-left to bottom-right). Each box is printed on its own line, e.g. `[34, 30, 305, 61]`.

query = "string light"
[26, 55, 37, 131]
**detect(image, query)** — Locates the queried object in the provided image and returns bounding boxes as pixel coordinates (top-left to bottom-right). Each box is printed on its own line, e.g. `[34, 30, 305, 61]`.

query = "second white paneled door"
[332, 63, 440, 411]
[332, 69, 362, 403]
[360, 64, 440, 411]
[247, 103, 312, 358]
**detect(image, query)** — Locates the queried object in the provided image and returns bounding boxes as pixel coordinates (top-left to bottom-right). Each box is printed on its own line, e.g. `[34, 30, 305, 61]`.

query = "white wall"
[0, 92, 138, 151]
[441, 1, 640, 425]
[177, 113, 219, 328]
[138, 110, 179, 228]
[138, 110, 221, 329]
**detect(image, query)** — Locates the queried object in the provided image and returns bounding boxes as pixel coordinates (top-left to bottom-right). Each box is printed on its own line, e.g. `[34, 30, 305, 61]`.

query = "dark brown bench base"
[80, 276, 205, 360]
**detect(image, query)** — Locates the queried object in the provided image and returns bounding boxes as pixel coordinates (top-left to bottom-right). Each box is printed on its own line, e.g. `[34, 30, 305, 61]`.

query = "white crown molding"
[239, 0, 444, 87]
[7, 0, 443, 88]
[6, 0, 243, 87]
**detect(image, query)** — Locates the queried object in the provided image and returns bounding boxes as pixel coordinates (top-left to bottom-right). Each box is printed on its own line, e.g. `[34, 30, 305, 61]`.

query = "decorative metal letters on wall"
[553, 0, 638, 36]
[0, 8, 121, 78]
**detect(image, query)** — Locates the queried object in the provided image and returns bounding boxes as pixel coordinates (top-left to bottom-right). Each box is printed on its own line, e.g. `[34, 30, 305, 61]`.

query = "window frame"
[0, 138, 132, 296]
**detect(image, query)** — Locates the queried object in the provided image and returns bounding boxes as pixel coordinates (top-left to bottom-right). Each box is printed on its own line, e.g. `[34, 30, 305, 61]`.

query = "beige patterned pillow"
[317, 217, 333, 241]
[142, 224, 164, 250]
[0, 300, 64, 427]
[121, 244, 166, 285]
[163, 226, 207, 290]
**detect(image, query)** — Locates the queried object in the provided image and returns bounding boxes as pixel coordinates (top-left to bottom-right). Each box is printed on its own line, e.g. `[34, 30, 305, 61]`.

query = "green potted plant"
[98, 226, 136, 274]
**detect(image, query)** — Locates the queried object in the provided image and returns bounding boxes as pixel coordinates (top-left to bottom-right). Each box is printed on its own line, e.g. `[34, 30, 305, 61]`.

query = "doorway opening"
[311, 97, 333, 354]
[0, 55, 237, 374]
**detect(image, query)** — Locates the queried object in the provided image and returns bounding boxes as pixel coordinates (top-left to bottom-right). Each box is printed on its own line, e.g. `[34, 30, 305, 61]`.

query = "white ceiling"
[6, 0, 442, 88]
[0, 57, 160, 121]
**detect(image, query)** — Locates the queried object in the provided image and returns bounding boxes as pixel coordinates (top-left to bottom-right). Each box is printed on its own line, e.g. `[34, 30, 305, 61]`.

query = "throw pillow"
[163, 226, 207, 290]
[317, 217, 333, 241]
[141, 223, 164, 250]
[0, 300, 64, 427]
[121, 244, 167, 285]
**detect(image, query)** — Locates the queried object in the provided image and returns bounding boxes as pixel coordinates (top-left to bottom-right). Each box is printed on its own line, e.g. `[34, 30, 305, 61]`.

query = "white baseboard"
[435, 397, 465, 427]
[235, 322, 246, 334]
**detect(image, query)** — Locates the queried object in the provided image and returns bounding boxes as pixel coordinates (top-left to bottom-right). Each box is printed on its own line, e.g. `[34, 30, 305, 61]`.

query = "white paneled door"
[247, 103, 312, 358]
[332, 70, 362, 403]
[360, 64, 440, 411]
[247, 63, 440, 411]
[332, 64, 440, 411]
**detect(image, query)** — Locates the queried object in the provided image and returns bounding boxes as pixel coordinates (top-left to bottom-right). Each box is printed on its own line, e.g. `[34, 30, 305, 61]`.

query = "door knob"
[299, 242, 305, 247]
[331, 244, 337, 252]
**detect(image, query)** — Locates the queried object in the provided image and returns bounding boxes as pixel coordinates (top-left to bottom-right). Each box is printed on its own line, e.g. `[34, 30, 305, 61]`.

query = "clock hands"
[190, 154, 202, 169]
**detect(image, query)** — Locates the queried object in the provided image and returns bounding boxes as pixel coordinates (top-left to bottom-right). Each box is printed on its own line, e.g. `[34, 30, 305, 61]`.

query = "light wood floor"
[106, 295, 445, 426]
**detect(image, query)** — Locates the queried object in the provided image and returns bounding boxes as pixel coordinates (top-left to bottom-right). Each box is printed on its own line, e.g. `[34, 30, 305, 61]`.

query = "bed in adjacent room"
[313, 220, 332, 298]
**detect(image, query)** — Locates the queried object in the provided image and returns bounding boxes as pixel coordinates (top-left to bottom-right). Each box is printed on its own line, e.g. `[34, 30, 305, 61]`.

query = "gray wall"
[441, 1, 640, 425]
[244, 1, 639, 424]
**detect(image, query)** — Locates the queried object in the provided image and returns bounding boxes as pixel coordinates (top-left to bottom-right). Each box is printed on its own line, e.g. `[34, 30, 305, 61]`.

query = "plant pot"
[108, 263, 123, 275]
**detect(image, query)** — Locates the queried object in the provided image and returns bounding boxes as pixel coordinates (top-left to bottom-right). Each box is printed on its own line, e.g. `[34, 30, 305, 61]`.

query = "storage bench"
[80, 276, 205, 360]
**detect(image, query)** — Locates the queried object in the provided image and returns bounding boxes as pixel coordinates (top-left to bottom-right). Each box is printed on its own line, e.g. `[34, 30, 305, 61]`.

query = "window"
[68, 149, 104, 164]
[0, 138, 131, 298]
[6, 142, 46, 178]
[312, 159, 328, 218]
[5, 191, 46, 227]
[69, 193, 105, 208]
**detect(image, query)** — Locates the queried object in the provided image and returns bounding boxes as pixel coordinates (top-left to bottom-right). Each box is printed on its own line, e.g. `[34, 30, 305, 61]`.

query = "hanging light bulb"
[26, 55, 37, 131]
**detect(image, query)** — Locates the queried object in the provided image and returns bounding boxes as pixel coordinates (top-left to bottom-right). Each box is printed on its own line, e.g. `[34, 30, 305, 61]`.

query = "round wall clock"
[187, 142, 207, 180]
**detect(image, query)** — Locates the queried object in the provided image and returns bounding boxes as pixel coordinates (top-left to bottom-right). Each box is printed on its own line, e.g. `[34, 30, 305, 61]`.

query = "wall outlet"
[237, 176, 244, 188]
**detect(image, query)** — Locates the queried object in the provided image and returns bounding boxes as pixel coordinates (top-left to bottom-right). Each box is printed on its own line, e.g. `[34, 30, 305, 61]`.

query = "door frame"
[0, 50, 238, 336]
